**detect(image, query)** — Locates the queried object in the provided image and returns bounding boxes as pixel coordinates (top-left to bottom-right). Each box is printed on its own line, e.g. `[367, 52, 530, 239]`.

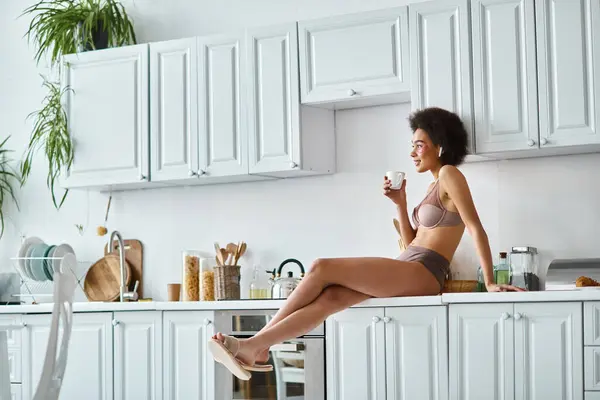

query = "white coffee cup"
[386, 171, 405, 189]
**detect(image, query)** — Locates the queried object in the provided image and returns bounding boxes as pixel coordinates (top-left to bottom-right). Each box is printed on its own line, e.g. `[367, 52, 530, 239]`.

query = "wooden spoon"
[214, 242, 225, 266]
[393, 219, 402, 236]
[234, 242, 247, 265]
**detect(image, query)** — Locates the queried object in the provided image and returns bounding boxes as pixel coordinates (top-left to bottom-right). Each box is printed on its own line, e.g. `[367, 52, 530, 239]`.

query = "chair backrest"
[32, 253, 78, 400]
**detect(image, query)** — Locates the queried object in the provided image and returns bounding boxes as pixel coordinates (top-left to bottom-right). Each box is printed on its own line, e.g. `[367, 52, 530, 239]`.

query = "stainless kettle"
[270, 258, 305, 299]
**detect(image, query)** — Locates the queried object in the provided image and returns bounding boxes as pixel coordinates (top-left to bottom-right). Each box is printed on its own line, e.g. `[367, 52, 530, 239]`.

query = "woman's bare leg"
[214, 257, 441, 365]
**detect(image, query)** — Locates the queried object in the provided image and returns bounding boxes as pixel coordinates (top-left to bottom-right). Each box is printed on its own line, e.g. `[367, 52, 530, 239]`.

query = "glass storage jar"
[182, 250, 200, 301]
[200, 258, 215, 301]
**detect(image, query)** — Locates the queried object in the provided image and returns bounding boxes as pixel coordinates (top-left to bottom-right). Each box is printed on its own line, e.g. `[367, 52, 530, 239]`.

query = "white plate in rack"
[17, 236, 44, 279]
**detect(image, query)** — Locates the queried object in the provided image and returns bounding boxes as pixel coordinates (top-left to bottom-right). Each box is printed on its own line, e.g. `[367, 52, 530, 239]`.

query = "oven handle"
[270, 342, 305, 352]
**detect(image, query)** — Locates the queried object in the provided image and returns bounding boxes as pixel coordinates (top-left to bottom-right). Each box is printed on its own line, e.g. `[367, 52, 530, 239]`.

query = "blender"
[509, 246, 540, 291]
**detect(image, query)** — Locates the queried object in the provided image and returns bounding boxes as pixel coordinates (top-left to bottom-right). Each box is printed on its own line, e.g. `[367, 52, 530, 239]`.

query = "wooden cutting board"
[104, 239, 144, 299]
[84, 255, 132, 302]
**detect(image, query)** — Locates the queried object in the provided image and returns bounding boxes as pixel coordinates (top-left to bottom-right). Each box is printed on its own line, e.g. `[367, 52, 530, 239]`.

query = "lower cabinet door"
[326, 307, 386, 400]
[11, 384, 21, 400]
[114, 311, 162, 400]
[514, 302, 583, 400]
[163, 311, 215, 400]
[384, 306, 448, 400]
[449, 303, 515, 400]
[22, 312, 113, 400]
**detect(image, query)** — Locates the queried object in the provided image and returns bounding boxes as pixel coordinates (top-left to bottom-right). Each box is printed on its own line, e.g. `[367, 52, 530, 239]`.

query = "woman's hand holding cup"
[383, 171, 407, 207]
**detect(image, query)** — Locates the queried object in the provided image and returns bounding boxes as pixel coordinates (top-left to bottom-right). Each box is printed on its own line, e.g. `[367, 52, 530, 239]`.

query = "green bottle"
[494, 252, 511, 285]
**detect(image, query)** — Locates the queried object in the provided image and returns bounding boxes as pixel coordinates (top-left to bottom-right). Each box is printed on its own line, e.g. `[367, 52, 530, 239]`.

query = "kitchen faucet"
[108, 230, 139, 302]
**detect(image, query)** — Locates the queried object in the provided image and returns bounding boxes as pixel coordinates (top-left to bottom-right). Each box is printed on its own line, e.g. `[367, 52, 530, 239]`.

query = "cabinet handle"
[527, 139, 536, 147]
[203, 318, 212, 326]
[347, 89, 357, 96]
[188, 170, 198, 177]
[198, 169, 207, 176]
[139, 174, 147, 181]
[514, 313, 522, 320]
[112, 319, 120, 326]
[540, 138, 548, 146]
[289, 162, 298, 169]
[501, 312, 510, 320]
[372, 316, 381, 323]
[383, 317, 391, 323]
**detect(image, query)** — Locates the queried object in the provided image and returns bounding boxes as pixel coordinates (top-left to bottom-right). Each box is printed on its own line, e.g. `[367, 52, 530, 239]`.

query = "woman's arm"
[396, 204, 416, 246]
[384, 178, 416, 246]
[439, 166, 523, 292]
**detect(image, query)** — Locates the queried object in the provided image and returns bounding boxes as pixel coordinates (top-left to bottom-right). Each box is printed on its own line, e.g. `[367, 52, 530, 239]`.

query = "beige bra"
[412, 180, 463, 229]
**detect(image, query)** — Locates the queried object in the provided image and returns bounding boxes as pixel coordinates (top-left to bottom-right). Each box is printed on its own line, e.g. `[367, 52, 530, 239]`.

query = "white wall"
[1, 0, 599, 301]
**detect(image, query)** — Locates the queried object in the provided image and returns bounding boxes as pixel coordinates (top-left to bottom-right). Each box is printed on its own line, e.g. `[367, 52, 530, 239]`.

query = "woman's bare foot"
[212, 332, 260, 366]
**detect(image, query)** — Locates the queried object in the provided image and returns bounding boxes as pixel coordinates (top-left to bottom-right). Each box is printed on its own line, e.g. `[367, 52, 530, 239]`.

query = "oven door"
[215, 337, 325, 400]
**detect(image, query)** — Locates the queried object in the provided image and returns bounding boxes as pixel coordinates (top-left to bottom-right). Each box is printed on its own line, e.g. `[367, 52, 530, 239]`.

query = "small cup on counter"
[167, 283, 181, 301]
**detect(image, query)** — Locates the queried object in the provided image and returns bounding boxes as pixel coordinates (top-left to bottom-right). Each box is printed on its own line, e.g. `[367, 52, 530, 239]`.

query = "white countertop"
[0, 289, 598, 314]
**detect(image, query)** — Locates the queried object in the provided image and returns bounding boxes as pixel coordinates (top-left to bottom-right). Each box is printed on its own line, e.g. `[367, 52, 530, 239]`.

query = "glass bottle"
[493, 252, 511, 285]
[249, 265, 268, 299]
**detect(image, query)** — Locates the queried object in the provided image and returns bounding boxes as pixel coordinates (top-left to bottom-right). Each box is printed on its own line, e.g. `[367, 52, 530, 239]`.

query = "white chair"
[0, 253, 77, 400]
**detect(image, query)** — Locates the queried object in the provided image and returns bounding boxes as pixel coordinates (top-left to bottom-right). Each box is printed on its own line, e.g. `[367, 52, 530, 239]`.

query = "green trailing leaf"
[0, 136, 21, 238]
[21, 0, 137, 67]
[20, 77, 74, 209]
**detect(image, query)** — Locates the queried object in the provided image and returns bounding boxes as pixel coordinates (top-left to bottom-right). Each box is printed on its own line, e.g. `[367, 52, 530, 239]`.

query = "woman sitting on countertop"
[208, 106, 524, 380]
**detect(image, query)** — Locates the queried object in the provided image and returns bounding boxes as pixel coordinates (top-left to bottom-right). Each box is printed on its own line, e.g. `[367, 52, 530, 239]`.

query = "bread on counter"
[575, 276, 600, 287]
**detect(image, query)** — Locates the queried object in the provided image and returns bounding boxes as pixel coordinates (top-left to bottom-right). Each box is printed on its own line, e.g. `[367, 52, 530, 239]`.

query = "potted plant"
[20, 77, 74, 209]
[22, 0, 137, 67]
[0, 136, 21, 238]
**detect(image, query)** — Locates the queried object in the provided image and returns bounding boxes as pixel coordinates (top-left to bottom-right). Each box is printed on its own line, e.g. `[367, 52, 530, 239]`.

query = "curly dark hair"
[408, 107, 469, 166]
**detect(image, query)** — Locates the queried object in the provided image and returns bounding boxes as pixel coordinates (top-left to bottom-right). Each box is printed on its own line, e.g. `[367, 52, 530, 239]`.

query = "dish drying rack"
[7, 256, 93, 305]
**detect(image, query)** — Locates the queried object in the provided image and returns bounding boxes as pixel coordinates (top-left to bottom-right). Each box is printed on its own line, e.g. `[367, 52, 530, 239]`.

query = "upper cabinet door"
[409, 0, 474, 148]
[114, 311, 162, 400]
[536, 0, 600, 147]
[198, 32, 248, 177]
[326, 308, 386, 400]
[246, 23, 300, 174]
[150, 38, 199, 182]
[514, 302, 583, 400]
[449, 303, 515, 400]
[298, 7, 410, 104]
[472, 0, 539, 153]
[385, 306, 448, 400]
[62, 44, 149, 188]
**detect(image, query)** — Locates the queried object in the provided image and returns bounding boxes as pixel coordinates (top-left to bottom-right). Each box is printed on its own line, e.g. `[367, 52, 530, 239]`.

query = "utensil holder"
[214, 265, 241, 300]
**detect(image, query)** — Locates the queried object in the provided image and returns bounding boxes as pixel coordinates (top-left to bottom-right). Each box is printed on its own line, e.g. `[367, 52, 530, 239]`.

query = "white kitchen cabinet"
[22, 312, 112, 400]
[385, 306, 448, 400]
[326, 307, 386, 400]
[514, 302, 583, 400]
[585, 302, 600, 346]
[536, 0, 600, 148]
[449, 303, 514, 400]
[409, 0, 474, 147]
[246, 23, 335, 177]
[11, 384, 21, 400]
[585, 347, 600, 391]
[326, 306, 448, 400]
[163, 311, 215, 400]
[61, 44, 150, 189]
[150, 38, 199, 182]
[298, 7, 410, 107]
[586, 393, 600, 400]
[471, 0, 539, 153]
[113, 311, 162, 400]
[450, 302, 583, 400]
[197, 32, 248, 178]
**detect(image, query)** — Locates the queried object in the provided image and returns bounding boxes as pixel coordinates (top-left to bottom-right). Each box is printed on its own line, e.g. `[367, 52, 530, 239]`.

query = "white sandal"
[208, 335, 272, 380]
